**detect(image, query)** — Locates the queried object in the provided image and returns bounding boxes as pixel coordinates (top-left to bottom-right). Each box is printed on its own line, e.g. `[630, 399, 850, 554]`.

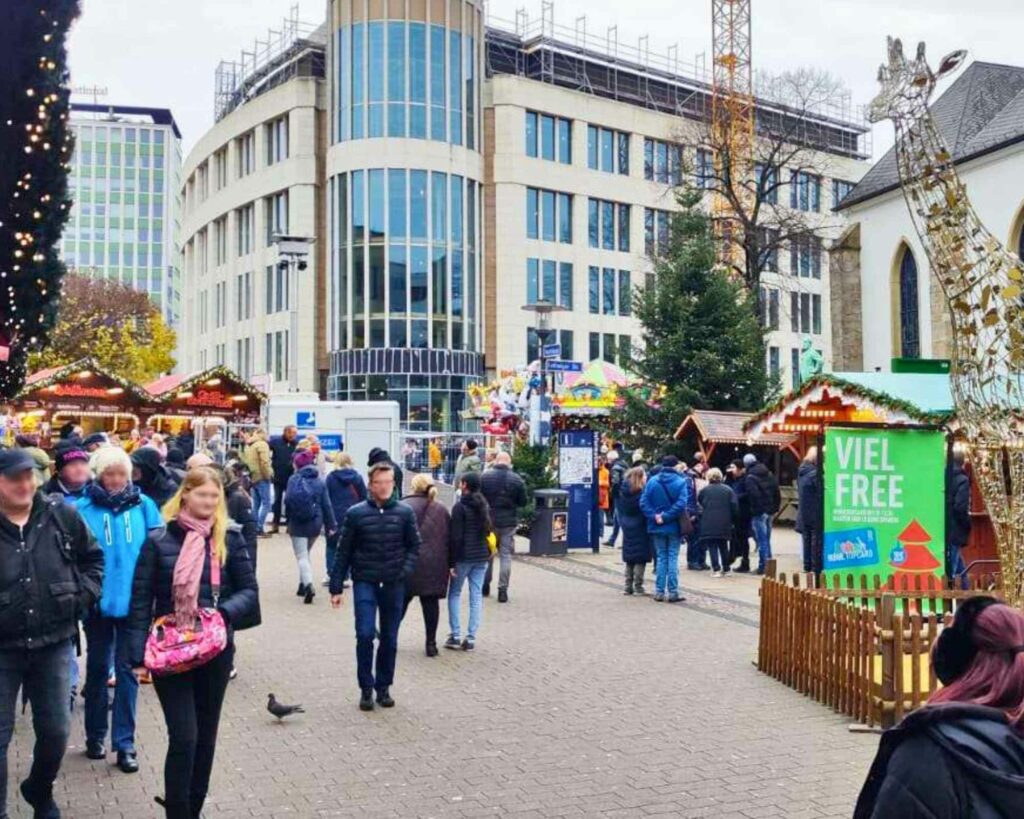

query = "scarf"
[172, 510, 216, 624]
[87, 480, 141, 514]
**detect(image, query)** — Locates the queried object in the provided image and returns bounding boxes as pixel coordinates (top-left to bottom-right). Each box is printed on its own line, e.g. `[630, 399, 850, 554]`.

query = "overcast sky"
[68, 0, 1024, 159]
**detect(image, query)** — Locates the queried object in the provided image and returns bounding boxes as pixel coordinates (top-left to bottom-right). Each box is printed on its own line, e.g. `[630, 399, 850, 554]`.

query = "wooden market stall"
[743, 371, 997, 580]
[12, 358, 152, 441]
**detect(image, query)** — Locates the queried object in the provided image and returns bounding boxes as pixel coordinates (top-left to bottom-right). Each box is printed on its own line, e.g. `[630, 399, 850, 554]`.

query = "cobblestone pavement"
[9, 532, 877, 818]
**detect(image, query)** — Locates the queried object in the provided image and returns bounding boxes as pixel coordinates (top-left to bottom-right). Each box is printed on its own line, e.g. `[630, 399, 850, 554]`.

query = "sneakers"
[653, 593, 665, 602]
[710, 570, 722, 578]
[623, 587, 634, 596]
[461, 638, 475, 651]
[376, 688, 396, 708]
[635, 585, 646, 596]
[667, 594, 686, 603]
[359, 689, 375, 711]
[321, 575, 331, 587]
[497, 588, 509, 603]
[444, 635, 462, 650]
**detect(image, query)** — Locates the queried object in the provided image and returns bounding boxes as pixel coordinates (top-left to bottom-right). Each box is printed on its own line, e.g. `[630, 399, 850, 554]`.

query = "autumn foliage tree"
[29, 273, 176, 383]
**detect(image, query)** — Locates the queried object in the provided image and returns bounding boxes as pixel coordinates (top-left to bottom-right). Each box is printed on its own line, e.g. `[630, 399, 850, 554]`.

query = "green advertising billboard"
[823, 426, 947, 589]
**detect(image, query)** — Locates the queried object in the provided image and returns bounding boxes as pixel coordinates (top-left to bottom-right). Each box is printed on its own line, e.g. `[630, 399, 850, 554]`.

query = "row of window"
[526, 259, 573, 309]
[525, 111, 571, 164]
[188, 116, 290, 210]
[588, 199, 631, 252]
[196, 263, 291, 335]
[767, 344, 824, 390]
[61, 244, 165, 270]
[525, 188, 572, 244]
[335, 22, 477, 148]
[759, 286, 823, 335]
[523, 330, 632, 368]
[192, 192, 289, 274]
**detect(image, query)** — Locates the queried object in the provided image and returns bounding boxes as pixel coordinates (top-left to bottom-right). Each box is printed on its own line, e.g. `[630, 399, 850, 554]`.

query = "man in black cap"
[0, 449, 104, 818]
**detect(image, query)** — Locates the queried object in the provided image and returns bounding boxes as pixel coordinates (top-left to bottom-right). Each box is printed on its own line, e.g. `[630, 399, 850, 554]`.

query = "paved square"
[8, 534, 877, 817]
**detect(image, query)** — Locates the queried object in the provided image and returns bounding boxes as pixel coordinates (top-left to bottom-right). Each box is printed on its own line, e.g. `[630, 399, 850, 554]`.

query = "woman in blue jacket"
[76, 446, 164, 774]
[639, 456, 692, 603]
[324, 451, 367, 584]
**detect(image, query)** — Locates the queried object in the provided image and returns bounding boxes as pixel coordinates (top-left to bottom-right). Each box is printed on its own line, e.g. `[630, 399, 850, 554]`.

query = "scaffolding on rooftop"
[214, 4, 327, 123]
[484, 3, 871, 159]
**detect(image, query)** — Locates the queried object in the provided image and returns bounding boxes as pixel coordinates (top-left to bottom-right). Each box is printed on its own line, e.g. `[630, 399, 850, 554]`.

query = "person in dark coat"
[445, 472, 493, 651]
[726, 460, 752, 573]
[742, 453, 778, 574]
[617, 467, 652, 595]
[42, 444, 92, 501]
[796, 447, 823, 575]
[224, 464, 259, 572]
[401, 474, 451, 656]
[285, 450, 336, 604]
[367, 447, 403, 500]
[697, 468, 738, 576]
[603, 450, 628, 548]
[127, 467, 260, 819]
[164, 446, 187, 484]
[854, 597, 1024, 818]
[324, 452, 367, 585]
[945, 449, 972, 590]
[480, 452, 528, 602]
[130, 447, 181, 509]
[329, 462, 421, 712]
[0, 449, 104, 819]
[269, 425, 298, 533]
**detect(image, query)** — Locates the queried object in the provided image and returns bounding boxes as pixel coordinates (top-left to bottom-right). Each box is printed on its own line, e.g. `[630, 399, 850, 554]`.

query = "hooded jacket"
[453, 451, 482, 484]
[130, 447, 181, 509]
[744, 462, 779, 516]
[855, 704, 1024, 819]
[325, 467, 368, 526]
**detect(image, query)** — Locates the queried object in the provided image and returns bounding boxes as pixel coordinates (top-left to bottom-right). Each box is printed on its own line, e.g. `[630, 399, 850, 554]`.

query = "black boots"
[20, 779, 60, 819]
[425, 641, 439, 657]
[497, 589, 509, 603]
[376, 688, 395, 708]
[359, 689, 375, 711]
[303, 584, 315, 604]
[154, 796, 190, 819]
[117, 750, 139, 774]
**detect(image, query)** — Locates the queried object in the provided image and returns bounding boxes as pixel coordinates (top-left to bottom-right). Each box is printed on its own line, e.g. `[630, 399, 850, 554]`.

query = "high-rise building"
[62, 104, 183, 326]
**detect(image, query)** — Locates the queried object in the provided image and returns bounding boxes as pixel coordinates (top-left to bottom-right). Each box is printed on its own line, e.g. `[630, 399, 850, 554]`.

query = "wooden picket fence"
[757, 561, 1001, 728]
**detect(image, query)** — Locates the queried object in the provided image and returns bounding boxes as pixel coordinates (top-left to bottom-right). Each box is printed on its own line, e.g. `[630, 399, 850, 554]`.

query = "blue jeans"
[948, 545, 969, 590]
[651, 536, 680, 597]
[448, 561, 488, 640]
[686, 536, 707, 568]
[352, 581, 405, 692]
[0, 641, 72, 815]
[751, 513, 772, 569]
[252, 480, 272, 533]
[83, 616, 138, 752]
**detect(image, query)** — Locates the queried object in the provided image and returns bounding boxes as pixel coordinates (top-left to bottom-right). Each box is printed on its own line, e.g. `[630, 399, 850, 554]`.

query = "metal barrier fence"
[394, 431, 515, 487]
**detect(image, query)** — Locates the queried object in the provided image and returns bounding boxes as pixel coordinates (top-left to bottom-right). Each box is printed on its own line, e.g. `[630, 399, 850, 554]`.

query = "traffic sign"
[546, 359, 583, 373]
[542, 343, 562, 358]
[296, 411, 317, 429]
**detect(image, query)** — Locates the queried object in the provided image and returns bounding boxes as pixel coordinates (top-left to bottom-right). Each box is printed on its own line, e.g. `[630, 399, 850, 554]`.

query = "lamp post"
[521, 299, 566, 446]
[272, 234, 313, 392]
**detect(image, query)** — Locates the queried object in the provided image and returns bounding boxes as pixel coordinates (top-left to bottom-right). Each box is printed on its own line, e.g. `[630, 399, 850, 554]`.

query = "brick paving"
[8, 531, 878, 818]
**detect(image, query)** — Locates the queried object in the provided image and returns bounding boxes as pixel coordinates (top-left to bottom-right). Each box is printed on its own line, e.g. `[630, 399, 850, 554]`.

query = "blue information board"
[318, 434, 344, 452]
[557, 429, 599, 551]
[296, 411, 317, 429]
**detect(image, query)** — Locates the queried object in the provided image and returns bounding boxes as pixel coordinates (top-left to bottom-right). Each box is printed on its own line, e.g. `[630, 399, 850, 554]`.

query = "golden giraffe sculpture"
[867, 37, 1024, 607]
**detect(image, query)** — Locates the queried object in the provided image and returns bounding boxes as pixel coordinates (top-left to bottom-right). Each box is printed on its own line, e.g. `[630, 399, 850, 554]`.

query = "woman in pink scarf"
[127, 467, 260, 819]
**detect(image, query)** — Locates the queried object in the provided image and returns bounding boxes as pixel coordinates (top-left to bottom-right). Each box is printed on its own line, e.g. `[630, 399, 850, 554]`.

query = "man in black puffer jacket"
[0, 449, 104, 819]
[329, 462, 420, 712]
[480, 453, 527, 602]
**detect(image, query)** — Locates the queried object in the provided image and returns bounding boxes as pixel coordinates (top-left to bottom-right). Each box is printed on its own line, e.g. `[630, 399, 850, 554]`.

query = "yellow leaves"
[1003, 283, 1022, 301]
[983, 309, 1001, 327]
[1009, 267, 1023, 282]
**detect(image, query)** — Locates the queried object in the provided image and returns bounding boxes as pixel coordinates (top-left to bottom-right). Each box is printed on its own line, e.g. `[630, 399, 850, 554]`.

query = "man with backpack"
[286, 450, 336, 604]
[480, 452, 528, 602]
[743, 453, 780, 575]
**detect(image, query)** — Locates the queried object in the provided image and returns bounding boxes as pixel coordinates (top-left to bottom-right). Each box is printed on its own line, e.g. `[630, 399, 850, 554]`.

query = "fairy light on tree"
[0, 1, 81, 397]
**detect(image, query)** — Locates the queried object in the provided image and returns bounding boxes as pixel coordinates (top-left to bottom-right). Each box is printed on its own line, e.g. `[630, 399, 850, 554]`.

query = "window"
[213, 148, 228, 191]
[387, 21, 406, 137]
[236, 337, 253, 380]
[560, 329, 574, 361]
[602, 267, 615, 315]
[266, 115, 289, 165]
[758, 227, 779, 272]
[644, 138, 683, 184]
[645, 208, 673, 255]
[695, 148, 713, 188]
[213, 216, 227, 266]
[812, 294, 822, 335]
[265, 191, 288, 246]
[524, 111, 573, 163]
[265, 262, 290, 314]
[760, 287, 779, 330]
[618, 335, 631, 366]
[790, 233, 822, 278]
[526, 259, 573, 308]
[526, 187, 572, 244]
[589, 332, 600, 361]
[791, 348, 801, 389]
[756, 163, 778, 205]
[265, 329, 289, 382]
[235, 204, 253, 256]
[768, 346, 780, 380]
[898, 246, 920, 359]
[790, 291, 800, 333]
[587, 125, 629, 174]
[790, 171, 821, 212]
[618, 270, 631, 316]
[214, 281, 226, 329]
[603, 333, 617, 364]
[588, 198, 630, 251]
[832, 179, 855, 210]
[589, 266, 599, 314]
[559, 262, 573, 310]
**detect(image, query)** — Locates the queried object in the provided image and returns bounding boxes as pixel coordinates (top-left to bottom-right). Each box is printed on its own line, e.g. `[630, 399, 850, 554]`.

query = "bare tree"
[697, 68, 855, 301]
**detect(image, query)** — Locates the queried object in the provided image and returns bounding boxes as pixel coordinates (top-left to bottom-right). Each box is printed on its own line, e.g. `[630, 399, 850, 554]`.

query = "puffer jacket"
[855, 704, 1024, 819]
[329, 497, 421, 592]
[746, 462, 780, 516]
[449, 494, 492, 565]
[126, 521, 261, 666]
[480, 464, 528, 531]
[403, 493, 451, 598]
[225, 480, 258, 560]
[615, 485, 652, 564]
[0, 493, 104, 650]
[697, 483, 738, 541]
[130, 447, 181, 508]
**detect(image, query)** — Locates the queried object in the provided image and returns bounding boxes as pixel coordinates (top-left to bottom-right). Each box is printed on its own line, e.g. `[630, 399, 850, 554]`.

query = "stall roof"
[744, 372, 955, 439]
[674, 410, 796, 446]
[19, 358, 153, 403]
[145, 365, 267, 403]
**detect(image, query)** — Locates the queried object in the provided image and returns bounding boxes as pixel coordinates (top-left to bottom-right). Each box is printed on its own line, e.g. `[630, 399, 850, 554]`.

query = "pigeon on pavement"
[267, 693, 305, 720]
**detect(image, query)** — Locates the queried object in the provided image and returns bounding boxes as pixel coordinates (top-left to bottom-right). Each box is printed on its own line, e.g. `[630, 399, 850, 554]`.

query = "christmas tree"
[0, 0, 80, 397]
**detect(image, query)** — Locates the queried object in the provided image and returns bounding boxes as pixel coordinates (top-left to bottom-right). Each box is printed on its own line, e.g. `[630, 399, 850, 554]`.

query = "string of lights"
[0, 1, 81, 398]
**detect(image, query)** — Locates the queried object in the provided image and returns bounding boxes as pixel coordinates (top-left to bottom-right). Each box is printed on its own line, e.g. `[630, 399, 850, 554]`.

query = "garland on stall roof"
[157, 365, 268, 403]
[16, 356, 152, 401]
[0, 1, 81, 398]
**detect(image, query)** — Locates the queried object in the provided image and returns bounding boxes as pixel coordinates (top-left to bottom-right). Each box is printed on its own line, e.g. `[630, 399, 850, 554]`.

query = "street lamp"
[273, 234, 314, 393]
[521, 299, 567, 445]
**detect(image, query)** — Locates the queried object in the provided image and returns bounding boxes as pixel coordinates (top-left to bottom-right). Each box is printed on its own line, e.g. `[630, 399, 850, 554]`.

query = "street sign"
[542, 343, 562, 358]
[546, 359, 583, 373]
[296, 411, 317, 429]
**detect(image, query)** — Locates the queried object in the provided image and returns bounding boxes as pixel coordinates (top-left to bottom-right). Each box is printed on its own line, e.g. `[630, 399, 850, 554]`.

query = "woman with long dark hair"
[127, 467, 260, 818]
[855, 596, 1024, 817]
[445, 472, 493, 651]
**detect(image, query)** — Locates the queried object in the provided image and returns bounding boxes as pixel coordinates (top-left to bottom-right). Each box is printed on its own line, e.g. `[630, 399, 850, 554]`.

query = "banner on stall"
[823, 426, 946, 590]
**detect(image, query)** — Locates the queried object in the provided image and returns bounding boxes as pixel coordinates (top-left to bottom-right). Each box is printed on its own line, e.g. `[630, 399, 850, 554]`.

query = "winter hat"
[54, 447, 89, 473]
[82, 432, 109, 449]
[166, 445, 186, 467]
[661, 455, 679, 469]
[294, 449, 316, 470]
[367, 447, 388, 466]
[743, 453, 758, 468]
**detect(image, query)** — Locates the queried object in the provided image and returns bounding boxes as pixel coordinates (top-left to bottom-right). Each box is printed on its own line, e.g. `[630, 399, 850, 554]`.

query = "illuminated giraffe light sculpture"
[867, 37, 1024, 606]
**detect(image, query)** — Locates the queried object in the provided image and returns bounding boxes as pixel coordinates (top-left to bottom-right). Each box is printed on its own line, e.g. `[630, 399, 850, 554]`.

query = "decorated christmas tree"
[0, 1, 80, 397]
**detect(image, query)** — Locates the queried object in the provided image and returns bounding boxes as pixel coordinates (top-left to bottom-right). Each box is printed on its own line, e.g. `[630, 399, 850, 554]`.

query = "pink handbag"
[144, 545, 228, 677]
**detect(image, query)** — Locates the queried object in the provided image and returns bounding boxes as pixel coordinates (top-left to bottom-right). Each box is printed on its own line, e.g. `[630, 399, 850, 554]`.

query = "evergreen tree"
[618, 186, 770, 455]
[0, 1, 80, 397]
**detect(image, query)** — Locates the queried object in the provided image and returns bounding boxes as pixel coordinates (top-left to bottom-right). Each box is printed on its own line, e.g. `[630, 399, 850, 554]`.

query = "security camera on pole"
[272, 234, 314, 392]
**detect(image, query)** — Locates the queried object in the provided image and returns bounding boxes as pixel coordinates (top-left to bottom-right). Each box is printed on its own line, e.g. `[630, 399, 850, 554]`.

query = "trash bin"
[530, 488, 569, 556]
